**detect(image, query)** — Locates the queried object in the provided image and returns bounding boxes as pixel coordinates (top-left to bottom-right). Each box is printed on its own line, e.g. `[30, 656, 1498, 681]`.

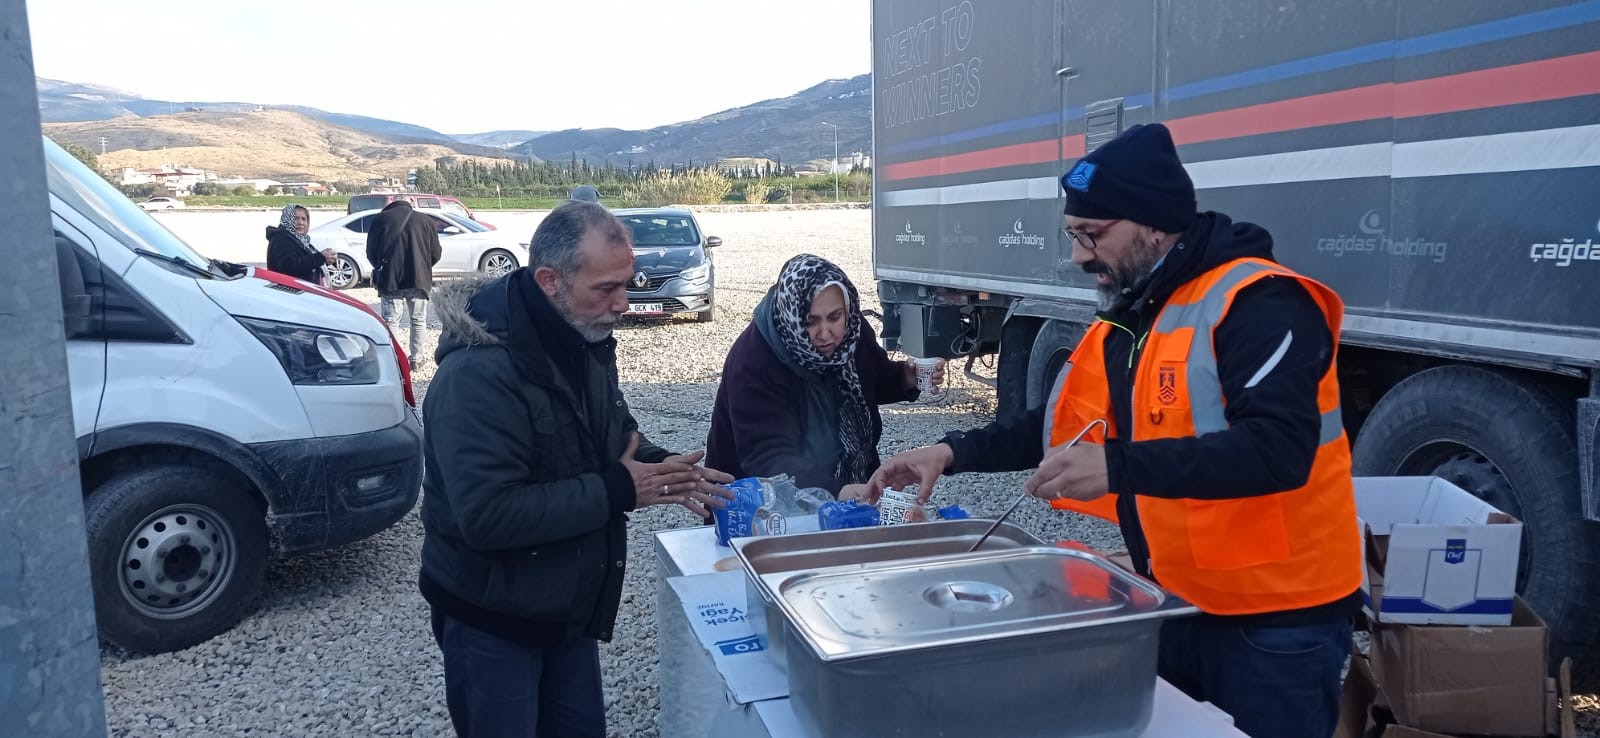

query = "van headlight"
[681, 262, 712, 284]
[237, 317, 381, 385]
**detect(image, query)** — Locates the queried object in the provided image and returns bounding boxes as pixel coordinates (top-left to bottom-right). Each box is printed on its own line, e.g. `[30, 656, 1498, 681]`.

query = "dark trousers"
[431, 612, 605, 738]
[1158, 616, 1353, 738]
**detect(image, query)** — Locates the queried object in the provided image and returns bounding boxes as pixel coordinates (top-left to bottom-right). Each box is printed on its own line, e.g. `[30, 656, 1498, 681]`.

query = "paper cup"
[912, 357, 944, 397]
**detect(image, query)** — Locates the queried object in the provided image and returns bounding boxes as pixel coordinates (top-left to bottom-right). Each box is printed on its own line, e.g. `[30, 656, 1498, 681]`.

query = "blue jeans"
[380, 295, 428, 363]
[1158, 617, 1352, 738]
[431, 612, 605, 738]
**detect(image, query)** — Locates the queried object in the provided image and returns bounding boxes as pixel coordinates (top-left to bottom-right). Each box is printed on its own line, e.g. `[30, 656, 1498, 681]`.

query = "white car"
[138, 196, 185, 211]
[308, 209, 528, 290]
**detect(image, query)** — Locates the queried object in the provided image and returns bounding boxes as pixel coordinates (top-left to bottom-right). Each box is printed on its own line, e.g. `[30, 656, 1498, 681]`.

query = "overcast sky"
[27, 0, 870, 134]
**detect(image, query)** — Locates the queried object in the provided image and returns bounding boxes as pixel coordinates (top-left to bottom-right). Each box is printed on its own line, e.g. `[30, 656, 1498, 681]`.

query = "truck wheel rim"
[329, 258, 357, 288]
[118, 504, 237, 619]
[1403, 443, 1531, 590]
[483, 252, 514, 275]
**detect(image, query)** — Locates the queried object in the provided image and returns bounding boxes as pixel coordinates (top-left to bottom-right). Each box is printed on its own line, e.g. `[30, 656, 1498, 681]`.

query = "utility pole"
[0, 0, 109, 735]
[97, 136, 108, 156]
[820, 121, 840, 203]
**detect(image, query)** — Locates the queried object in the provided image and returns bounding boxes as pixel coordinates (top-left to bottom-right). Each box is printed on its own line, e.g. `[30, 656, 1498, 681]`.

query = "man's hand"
[866, 444, 954, 505]
[620, 435, 734, 516]
[838, 483, 869, 501]
[1023, 442, 1109, 503]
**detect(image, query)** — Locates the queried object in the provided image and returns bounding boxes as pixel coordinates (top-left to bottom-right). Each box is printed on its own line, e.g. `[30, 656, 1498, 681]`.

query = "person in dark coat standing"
[419, 199, 734, 737]
[366, 199, 442, 369]
[264, 204, 333, 285]
[705, 254, 943, 499]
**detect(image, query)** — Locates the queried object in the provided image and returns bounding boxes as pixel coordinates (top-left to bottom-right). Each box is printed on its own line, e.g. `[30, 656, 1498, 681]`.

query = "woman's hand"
[902, 358, 947, 392]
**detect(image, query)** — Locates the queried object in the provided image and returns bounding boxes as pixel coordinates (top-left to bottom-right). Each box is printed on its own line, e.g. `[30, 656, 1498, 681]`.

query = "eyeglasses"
[1064, 219, 1122, 251]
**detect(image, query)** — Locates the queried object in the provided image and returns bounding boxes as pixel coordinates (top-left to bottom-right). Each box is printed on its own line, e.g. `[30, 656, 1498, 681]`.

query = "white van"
[44, 138, 423, 653]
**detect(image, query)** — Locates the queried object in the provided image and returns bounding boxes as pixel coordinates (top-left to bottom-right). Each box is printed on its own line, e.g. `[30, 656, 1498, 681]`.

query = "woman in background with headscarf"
[705, 254, 944, 498]
[266, 204, 335, 285]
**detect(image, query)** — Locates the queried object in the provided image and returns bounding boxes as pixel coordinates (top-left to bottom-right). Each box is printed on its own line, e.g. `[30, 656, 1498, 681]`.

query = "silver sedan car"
[308, 209, 528, 289]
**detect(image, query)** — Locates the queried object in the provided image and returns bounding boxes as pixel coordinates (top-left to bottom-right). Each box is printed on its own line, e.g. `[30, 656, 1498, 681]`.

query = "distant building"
[211, 177, 283, 193]
[119, 165, 212, 195]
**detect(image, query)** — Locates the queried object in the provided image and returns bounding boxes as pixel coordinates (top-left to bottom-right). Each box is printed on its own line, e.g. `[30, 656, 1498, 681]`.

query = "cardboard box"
[1370, 597, 1549, 736]
[1356, 476, 1523, 625]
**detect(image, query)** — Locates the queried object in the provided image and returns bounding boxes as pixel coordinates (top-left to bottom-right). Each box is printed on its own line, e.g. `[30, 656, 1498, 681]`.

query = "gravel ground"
[102, 208, 1595, 737]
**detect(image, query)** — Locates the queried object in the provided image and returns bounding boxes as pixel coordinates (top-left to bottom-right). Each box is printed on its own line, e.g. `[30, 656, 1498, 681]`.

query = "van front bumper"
[249, 411, 424, 555]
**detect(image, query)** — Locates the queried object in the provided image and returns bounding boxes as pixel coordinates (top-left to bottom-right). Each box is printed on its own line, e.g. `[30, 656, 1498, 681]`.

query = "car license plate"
[628, 303, 664, 314]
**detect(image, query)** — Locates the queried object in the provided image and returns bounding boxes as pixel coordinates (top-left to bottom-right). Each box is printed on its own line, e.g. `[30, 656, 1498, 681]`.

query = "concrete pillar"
[0, 0, 111, 734]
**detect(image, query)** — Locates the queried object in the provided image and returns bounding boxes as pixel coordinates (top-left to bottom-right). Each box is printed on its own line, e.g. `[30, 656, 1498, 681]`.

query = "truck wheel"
[996, 316, 1042, 424]
[84, 465, 268, 654]
[1025, 319, 1087, 412]
[1351, 365, 1600, 687]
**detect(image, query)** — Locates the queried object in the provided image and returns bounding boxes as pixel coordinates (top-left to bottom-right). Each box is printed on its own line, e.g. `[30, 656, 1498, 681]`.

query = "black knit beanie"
[1061, 123, 1197, 234]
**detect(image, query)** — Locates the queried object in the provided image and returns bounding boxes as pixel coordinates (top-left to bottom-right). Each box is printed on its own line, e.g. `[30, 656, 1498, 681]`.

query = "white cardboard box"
[1355, 476, 1523, 626]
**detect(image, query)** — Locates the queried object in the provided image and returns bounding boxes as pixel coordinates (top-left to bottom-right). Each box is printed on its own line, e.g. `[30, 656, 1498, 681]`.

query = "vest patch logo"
[1444, 538, 1467, 565]
[1157, 364, 1178, 405]
[1065, 161, 1096, 191]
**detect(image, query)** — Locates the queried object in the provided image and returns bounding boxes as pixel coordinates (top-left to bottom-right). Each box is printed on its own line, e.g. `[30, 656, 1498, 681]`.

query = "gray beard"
[551, 287, 615, 343]
[1096, 234, 1166, 313]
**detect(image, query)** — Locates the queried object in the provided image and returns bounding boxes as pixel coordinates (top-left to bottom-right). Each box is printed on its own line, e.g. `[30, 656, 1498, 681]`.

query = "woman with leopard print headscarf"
[705, 254, 945, 498]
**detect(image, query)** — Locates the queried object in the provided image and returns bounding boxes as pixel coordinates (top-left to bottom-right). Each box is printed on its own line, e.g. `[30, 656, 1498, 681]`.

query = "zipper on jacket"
[1102, 316, 1155, 578]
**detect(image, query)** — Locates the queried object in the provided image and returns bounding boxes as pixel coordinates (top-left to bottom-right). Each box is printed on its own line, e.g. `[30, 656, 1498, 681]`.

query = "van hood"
[198, 277, 392, 344]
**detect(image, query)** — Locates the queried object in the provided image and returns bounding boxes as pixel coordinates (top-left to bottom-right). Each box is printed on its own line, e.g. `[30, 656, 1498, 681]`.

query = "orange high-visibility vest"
[1046, 257, 1362, 615]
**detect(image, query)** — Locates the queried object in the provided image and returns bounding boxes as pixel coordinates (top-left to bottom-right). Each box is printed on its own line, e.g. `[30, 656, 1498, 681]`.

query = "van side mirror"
[56, 236, 91, 338]
[705, 236, 722, 248]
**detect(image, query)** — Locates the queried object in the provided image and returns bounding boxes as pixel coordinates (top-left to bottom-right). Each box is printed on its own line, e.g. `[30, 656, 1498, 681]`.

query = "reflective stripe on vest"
[1045, 257, 1362, 615]
[1152, 259, 1344, 444]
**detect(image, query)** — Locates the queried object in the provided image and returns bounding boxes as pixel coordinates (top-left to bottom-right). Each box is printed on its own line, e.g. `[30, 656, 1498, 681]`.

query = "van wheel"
[478, 249, 518, 277]
[84, 465, 268, 654]
[327, 254, 360, 290]
[1351, 366, 1600, 687]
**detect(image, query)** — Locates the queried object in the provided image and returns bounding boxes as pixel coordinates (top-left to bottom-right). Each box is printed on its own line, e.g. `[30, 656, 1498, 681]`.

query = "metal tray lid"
[770, 546, 1197, 662]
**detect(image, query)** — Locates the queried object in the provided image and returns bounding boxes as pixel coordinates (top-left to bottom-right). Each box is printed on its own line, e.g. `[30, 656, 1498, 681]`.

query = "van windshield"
[43, 137, 217, 277]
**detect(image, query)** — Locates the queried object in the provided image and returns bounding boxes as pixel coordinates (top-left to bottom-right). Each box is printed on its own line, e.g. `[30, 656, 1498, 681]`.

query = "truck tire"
[996, 316, 1042, 424]
[84, 465, 269, 654]
[1025, 319, 1087, 413]
[1350, 365, 1600, 687]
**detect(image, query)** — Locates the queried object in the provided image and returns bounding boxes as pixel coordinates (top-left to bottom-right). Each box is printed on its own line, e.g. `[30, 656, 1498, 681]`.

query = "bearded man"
[418, 199, 734, 738]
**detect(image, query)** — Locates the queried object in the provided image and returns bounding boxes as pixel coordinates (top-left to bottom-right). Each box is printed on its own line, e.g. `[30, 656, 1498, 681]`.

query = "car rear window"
[348, 195, 390, 213]
[619, 214, 700, 246]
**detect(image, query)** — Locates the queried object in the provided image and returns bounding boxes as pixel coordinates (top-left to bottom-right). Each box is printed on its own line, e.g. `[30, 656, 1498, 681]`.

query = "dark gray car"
[613, 208, 719, 323]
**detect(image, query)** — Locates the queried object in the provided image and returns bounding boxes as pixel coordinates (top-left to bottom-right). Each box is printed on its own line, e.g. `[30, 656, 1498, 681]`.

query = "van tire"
[84, 465, 268, 654]
[1350, 366, 1600, 687]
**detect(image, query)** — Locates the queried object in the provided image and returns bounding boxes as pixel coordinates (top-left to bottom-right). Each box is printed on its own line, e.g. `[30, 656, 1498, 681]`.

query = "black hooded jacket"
[942, 212, 1358, 623]
[264, 226, 325, 284]
[365, 203, 442, 296]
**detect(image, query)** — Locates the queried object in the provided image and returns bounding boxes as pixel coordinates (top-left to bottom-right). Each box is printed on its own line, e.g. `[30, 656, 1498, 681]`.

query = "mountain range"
[37, 74, 872, 179]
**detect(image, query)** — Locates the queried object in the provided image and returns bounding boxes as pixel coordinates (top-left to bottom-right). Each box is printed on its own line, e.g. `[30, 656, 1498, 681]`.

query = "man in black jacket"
[419, 199, 734, 738]
[868, 124, 1360, 738]
[366, 199, 442, 369]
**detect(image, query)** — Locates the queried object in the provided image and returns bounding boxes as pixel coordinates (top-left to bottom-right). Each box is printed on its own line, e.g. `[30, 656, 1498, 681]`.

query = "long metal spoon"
[968, 418, 1108, 552]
